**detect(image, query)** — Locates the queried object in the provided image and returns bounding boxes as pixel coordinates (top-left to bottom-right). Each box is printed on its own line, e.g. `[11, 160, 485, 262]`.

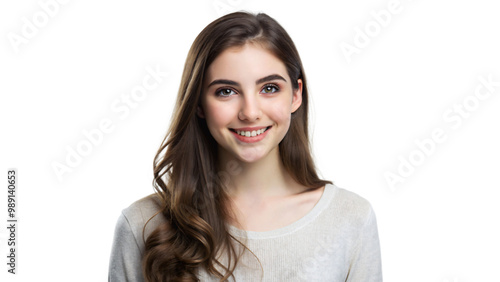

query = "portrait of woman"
[109, 11, 382, 281]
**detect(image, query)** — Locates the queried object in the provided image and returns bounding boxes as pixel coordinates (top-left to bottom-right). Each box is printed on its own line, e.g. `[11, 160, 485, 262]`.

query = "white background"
[1, 0, 499, 281]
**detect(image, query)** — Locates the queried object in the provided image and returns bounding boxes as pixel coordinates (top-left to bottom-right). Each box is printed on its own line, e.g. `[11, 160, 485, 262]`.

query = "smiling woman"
[199, 43, 303, 164]
[109, 11, 382, 282]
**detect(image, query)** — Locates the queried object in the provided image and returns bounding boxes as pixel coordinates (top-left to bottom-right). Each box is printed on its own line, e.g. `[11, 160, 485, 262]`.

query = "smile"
[229, 126, 272, 143]
[234, 127, 270, 137]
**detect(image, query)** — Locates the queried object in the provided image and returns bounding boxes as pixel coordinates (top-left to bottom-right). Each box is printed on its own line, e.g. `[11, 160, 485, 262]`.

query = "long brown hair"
[142, 11, 332, 281]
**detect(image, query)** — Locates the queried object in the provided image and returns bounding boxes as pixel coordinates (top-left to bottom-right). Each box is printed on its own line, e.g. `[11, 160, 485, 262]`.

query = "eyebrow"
[207, 74, 287, 88]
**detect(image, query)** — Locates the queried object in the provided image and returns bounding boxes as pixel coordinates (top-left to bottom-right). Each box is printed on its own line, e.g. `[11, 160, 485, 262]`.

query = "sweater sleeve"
[108, 211, 145, 282]
[346, 205, 383, 282]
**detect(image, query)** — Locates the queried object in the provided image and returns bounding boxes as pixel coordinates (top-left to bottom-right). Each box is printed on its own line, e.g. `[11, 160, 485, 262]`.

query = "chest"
[229, 187, 324, 232]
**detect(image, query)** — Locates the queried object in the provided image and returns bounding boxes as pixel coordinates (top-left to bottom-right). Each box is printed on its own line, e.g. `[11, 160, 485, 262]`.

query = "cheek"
[268, 99, 293, 125]
[205, 101, 237, 128]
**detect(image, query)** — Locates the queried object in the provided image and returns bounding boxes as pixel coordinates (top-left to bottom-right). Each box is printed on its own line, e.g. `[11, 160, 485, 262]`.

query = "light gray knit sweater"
[108, 184, 383, 281]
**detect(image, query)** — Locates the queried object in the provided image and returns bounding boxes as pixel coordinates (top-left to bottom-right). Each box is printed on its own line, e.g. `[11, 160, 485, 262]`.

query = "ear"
[291, 79, 303, 113]
[196, 105, 205, 118]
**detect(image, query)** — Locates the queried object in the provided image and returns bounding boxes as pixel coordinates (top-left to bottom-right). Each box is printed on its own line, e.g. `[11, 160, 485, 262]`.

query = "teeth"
[235, 127, 268, 137]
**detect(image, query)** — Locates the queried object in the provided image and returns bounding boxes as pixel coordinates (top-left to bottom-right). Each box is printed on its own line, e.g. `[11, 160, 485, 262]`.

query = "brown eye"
[261, 84, 279, 94]
[216, 88, 236, 97]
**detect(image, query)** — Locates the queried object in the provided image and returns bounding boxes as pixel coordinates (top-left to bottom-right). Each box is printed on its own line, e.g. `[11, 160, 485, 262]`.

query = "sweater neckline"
[227, 183, 336, 239]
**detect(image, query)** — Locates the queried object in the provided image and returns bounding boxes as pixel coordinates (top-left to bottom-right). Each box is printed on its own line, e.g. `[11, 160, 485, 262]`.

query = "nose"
[238, 94, 261, 122]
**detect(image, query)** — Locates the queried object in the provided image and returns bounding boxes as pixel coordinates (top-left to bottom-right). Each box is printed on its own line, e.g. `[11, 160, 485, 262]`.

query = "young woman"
[109, 11, 382, 282]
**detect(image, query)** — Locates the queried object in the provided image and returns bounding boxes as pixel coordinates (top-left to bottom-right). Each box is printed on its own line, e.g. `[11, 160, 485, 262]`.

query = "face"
[198, 42, 302, 163]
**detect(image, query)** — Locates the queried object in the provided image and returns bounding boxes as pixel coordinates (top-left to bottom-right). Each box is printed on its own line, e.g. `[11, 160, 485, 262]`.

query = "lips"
[229, 126, 272, 143]
[230, 126, 271, 137]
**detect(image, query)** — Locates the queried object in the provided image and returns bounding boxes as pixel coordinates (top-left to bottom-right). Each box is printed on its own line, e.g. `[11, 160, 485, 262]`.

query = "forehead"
[204, 43, 289, 85]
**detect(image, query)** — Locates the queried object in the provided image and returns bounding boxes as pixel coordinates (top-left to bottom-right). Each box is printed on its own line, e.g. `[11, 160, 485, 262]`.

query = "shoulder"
[121, 193, 164, 223]
[323, 185, 382, 280]
[109, 194, 166, 281]
[330, 185, 373, 213]
[325, 184, 377, 229]
[118, 193, 167, 250]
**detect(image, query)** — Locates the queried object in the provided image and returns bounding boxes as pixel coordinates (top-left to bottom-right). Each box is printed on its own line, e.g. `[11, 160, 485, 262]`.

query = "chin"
[235, 147, 274, 163]
[237, 152, 264, 163]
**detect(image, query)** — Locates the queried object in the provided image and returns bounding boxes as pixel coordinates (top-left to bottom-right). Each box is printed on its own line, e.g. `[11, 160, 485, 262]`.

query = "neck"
[217, 146, 302, 200]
